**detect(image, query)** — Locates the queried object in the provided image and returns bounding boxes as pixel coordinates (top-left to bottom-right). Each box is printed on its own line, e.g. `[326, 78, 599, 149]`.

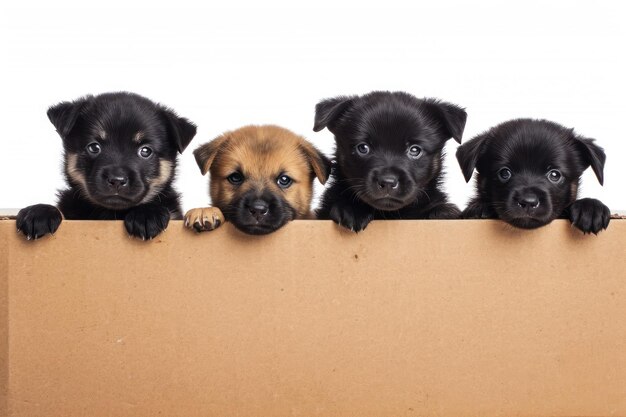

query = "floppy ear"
[193, 134, 230, 176]
[47, 96, 90, 138]
[456, 132, 489, 182]
[313, 95, 355, 133]
[299, 140, 332, 184]
[574, 136, 606, 185]
[159, 107, 197, 154]
[424, 99, 467, 143]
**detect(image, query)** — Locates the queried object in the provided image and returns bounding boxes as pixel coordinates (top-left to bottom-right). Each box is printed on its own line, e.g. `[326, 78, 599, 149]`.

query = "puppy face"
[457, 119, 605, 228]
[194, 125, 330, 235]
[313, 91, 466, 210]
[48, 92, 196, 210]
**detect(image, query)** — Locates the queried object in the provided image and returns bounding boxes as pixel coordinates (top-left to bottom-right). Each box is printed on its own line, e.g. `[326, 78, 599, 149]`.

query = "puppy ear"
[456, 132, 489, 182]
[313, 96, 355, 133]
[47, 97, 90, 138]
[193, 134, 230, 176]
[299, 140, 332, 184]
[574, 136, 606, 185]
[423, 99, 467, 143]
[159, 107, 197, 154]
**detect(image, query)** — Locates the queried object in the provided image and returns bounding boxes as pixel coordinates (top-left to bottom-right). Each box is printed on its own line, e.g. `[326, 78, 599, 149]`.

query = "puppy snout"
[102, 168, 129, 190]
[376, 174, 399, 191]
[107, 176, 128, 188]
[515, 192, 540, 210]
[247, 199, 270, 221]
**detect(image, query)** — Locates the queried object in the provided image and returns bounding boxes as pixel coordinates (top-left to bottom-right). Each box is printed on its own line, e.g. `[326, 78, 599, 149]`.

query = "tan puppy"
[185, 125, 331, 235]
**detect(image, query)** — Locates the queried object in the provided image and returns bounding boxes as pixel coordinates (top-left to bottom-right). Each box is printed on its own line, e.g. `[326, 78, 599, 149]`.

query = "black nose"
[107, 175, 128, 189]
[516, 193, 540, 209]
[376, 175, 399, 191]
[247, 199, 269, 220]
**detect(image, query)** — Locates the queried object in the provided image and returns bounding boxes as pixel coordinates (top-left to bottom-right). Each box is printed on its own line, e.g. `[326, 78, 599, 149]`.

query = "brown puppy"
[185, 125, 331, 235]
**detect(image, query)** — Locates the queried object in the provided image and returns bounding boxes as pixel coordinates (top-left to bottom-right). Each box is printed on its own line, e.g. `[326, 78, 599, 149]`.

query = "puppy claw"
[568, 198, 610, 235]
[16, 204, 63, 240]
[329, 202, 373, 233]
[124, 204, 170, 240]
[184, 207, 225, 233]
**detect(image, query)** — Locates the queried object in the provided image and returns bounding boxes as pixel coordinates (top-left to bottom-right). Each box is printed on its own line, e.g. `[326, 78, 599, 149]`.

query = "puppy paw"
[184, 207, 224, 232]
[16, 204, 63, 240]
[329, 202, 373, 232]
[568, 198, 610, 234]
[124, 204, 171, 240]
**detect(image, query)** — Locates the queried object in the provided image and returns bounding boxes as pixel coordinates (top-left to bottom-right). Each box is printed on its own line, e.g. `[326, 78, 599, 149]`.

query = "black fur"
[314, 91, 467, 232]
[16, 92, 197, 240]
[456, 118, 610, 234]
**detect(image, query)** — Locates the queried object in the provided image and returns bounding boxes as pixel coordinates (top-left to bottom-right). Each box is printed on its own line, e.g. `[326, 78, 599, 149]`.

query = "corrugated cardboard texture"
[1, 219, 625, 416]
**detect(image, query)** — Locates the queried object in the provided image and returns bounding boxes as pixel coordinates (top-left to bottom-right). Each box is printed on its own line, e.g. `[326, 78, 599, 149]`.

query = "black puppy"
[16, 92, 197, 240]
[314, 91, 467, 232]
[456, 118, 610, 234]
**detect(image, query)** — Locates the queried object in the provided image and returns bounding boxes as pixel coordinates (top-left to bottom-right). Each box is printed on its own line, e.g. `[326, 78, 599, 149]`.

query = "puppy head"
[313, 91, 466, 210]
[456, 119, 605, 228]
[48, 92, 196, 210]
[194, 125, 330, 235]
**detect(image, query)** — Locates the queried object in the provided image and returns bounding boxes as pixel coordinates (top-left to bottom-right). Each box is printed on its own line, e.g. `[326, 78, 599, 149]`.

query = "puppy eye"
[356, 143, 370, 155]
[138, 146, 153, 158]
[227, 172, 244, 185]
[407, 145, 422, 159]
[277, 174, 293, 189]
[86, 142, 101, 155]
[498, 167, 512, 182]
[547, 169, 562, 183]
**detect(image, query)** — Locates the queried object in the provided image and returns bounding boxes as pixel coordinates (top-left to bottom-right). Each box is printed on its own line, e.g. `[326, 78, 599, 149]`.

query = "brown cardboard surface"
[0, 219, 625, 417]
[0, 222, 8, 417]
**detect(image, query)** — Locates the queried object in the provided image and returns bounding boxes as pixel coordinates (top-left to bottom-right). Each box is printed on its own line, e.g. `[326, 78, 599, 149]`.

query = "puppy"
[456, 118, 610, 233]
[314, 91, 467, 232]
[185, 125, 331, 235]
[16, 92, 197, 240]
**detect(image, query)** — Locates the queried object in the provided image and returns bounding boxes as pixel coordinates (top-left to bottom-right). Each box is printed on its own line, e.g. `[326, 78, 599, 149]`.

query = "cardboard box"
[1, 218, 625, 416]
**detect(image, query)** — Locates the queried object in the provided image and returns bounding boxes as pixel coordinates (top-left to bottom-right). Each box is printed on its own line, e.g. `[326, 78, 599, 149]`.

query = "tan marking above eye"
[133, 131, 145, 142]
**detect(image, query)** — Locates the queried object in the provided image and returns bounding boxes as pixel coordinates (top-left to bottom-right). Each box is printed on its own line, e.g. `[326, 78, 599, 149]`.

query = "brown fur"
[140, 160, 173, 205]
[570, 182, 579, 198]
[186, 125, 330, 233]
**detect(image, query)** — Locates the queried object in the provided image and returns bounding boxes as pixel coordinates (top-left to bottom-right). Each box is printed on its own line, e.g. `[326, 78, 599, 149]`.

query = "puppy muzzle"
[500, 187, 555, 228]
[227, 191, 295, 235]
[90, 166, 147, 209]
[361, 168, 417, 210]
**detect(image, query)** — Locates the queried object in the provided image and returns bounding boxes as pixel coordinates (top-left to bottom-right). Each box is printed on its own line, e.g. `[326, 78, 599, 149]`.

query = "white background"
[1, 0, 624, 212]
